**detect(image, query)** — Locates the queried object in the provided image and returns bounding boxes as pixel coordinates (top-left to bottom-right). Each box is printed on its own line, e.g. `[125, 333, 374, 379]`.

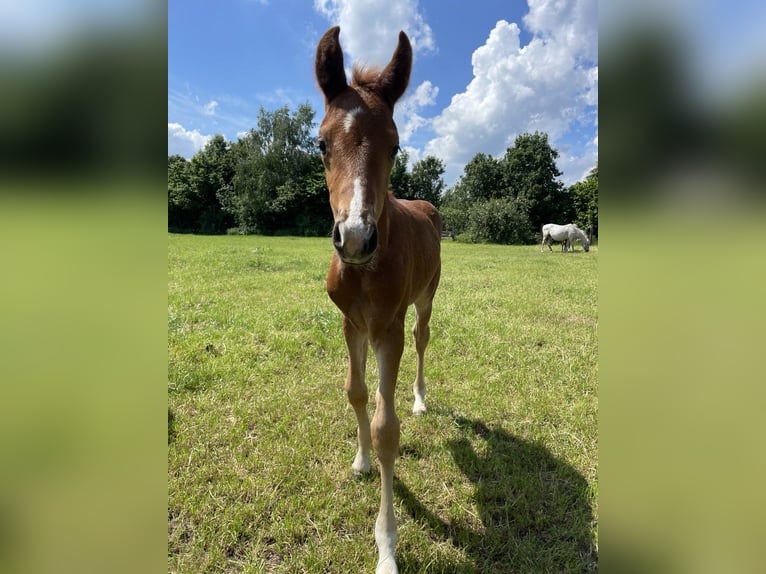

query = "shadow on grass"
[395, 413, 597, 573]
[168, 407, 176, 444]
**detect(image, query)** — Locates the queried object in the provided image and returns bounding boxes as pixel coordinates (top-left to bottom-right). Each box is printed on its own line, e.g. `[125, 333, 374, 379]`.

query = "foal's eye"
[317, 138, 327, 155]
[390, 145, 400, 160]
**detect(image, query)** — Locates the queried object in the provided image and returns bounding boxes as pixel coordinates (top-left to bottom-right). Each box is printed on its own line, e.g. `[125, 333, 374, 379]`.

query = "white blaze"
[344, 106, 363, 134]
[338, 176, 369, 256]
[346, 177, 365, 231]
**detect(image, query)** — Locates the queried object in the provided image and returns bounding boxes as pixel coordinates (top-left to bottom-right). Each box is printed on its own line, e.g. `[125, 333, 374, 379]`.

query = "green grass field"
[168, 234, 598, 573]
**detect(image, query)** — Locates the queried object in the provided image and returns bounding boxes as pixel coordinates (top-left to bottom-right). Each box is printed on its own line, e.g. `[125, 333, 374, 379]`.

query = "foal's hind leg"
[411, 296, 434, 416]
[342, 316, 371, 475]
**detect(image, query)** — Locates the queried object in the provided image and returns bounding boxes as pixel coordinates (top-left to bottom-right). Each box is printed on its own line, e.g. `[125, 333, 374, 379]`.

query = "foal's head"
[315, 26, 411, 265]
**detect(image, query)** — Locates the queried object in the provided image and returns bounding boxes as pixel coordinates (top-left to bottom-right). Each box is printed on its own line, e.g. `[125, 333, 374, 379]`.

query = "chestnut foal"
[315, 27, 442, 574]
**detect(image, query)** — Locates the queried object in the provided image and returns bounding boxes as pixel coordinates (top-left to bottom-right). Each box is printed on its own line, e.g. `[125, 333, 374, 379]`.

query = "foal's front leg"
[371, 316, 405, 574]
[343, 316, 371, 475]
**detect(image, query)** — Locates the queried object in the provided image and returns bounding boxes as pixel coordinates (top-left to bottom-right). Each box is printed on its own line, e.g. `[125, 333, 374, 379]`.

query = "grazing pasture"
[168, 234, 598, 573]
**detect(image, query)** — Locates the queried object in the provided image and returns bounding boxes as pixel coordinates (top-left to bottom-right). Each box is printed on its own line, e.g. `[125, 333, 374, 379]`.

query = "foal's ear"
[315, 26, 348, 104]
[377, 31, 412, 108]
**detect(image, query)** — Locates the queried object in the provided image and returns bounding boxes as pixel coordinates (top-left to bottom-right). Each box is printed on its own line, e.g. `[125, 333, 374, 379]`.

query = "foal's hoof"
[352, 467, 372, 479]
[412, 401, 427, 416]
[376, 556, 399, 574]
[351, 455, 371, 476]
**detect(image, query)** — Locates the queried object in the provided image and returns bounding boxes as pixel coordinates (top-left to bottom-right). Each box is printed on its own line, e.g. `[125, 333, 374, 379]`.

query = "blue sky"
[169, 0, 598, 187]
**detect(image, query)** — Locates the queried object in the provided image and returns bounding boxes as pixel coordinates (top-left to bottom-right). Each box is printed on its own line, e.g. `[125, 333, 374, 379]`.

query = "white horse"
[541, 223, 590, 252]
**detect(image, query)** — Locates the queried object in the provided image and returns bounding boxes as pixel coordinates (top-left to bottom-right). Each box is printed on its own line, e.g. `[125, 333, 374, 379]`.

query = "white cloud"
[314, 0, 435, 65]
[523, 0, 597, 61]
[557, 143, 598, 187]
[425, 0, 598, 186]
[168, 123, 211, 158]
[583, 67, 598, 107]
[394, 80, 439, 142]
[203, 100, 219, 116]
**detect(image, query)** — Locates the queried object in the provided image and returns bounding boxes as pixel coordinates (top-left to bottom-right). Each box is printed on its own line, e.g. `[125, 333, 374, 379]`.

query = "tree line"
[168, 103, 597, 243]
[441, 133, 597, 243]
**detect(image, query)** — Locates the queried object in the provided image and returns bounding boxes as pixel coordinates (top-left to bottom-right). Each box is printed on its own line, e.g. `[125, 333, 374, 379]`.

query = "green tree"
[410, 156, 446, 207]
[188, 134, 235, 233]
[168, 154, 194, 232]
[439, 183, 469, 237]
[440, 152, 503, 237]
[220, 104, 331, 235]
[501, 132, 571, 231]
[465, 197, 535, 244]
[167, 137, 235, 234]
[391, 152, 445, 207]
[454, 152, 503, 202]
[570, 164, 598, 239]
[389, 148, 412, 199]
[440, 132, 574, 243]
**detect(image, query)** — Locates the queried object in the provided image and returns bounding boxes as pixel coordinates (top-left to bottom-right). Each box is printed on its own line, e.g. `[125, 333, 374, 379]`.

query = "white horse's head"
[574, 225, 590, 252]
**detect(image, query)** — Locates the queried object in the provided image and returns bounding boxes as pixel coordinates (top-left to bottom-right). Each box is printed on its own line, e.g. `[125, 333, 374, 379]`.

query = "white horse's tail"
[541, 225, 552, 251]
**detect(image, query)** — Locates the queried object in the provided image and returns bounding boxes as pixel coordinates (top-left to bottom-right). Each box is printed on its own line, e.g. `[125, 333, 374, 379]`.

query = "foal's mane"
[351, 64, 384, 91]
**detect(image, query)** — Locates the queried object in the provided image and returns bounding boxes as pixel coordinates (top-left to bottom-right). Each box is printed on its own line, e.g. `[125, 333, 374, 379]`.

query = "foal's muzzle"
[332, 220, 378, 265]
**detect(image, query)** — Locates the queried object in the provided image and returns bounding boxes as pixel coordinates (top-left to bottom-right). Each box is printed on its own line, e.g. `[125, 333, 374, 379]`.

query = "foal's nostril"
[332, 223, 342, 251]
[365, 225, 378, 255]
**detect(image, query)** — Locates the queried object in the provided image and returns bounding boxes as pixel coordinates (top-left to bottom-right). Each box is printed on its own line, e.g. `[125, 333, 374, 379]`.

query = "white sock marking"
[375, 520, 398, 574]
